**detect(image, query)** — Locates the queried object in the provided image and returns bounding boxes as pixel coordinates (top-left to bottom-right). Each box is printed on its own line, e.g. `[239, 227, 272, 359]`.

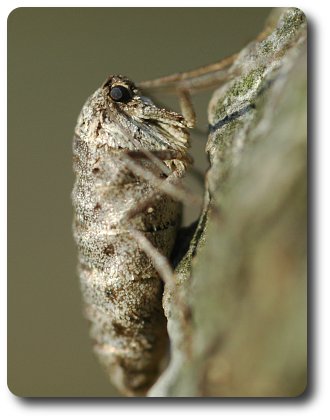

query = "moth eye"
[109, 85, 132, 103]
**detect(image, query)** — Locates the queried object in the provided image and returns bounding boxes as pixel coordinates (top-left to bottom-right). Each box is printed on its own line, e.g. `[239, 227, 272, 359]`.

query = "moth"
[72, 21, 271, 396]
[72, 75, 194, 396]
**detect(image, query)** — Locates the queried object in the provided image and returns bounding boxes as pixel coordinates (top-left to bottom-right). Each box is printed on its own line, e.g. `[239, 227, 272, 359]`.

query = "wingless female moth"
[72, 75, 196, 396]
[72, 22, 271, 396]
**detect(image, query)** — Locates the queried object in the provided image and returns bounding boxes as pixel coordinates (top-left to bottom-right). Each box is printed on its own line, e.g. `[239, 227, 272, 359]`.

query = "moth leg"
[137, 23, 271, 94]
[137, 52, 238, 94]
[129, 227, 191, 325]
[121, 154, 219, 230]
[177, 90, 196, 128]
[126, 149, 193, 166]
[122, 168, 188, 223]
[128, 228, 175, 287]
[119, 150, 196, 224]
[127, 149, 172, 177]
[121, 153, 202, 209]
[123, 192, 162, 222]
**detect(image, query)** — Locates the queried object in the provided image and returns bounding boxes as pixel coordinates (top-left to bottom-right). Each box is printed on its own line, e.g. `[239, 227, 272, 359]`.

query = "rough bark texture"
[148, 8, 307, 397]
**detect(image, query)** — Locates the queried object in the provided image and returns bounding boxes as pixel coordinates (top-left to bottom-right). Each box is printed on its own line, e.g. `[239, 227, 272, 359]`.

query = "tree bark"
[149, 7, 307, 397]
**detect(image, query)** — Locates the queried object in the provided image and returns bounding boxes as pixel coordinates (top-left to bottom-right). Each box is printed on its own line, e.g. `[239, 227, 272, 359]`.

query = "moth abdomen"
[82, 274, 169, 396]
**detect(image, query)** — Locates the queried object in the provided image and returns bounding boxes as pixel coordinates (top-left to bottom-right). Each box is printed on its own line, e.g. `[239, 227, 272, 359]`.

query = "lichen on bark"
[148, 8, 307, 397]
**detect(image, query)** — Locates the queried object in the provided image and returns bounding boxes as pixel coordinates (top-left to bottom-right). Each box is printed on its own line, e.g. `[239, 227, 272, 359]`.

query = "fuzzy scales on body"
[72, 75, 190, 396]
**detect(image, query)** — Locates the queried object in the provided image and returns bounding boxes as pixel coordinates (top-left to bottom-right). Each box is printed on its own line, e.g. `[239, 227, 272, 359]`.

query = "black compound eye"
[109, 85, 132, 103]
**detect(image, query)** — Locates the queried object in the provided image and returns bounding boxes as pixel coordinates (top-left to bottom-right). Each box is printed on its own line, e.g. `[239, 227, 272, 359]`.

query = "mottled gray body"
[72, 76, 190, 395]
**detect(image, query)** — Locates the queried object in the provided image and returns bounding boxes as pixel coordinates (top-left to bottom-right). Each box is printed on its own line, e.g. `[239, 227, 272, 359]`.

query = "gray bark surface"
[149, 8, 307, 397]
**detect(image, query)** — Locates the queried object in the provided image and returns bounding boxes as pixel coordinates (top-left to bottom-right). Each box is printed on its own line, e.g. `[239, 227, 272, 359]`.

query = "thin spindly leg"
[129, 227, 190, 319]
[177, 90, 196, 128]
[128, 228, 175, 287]
[121, 153, 202, 209]
[138, 52, 238, 93]
[137, 24, 271, 94]
[121, 167, 194, 223]
[126, 149, 193, 166]
[123, 152, 222, 225]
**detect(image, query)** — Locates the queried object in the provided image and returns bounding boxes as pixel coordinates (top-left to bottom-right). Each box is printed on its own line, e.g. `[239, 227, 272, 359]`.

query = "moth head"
[102, 75, 138, 105]
[76, 74, 190, 154]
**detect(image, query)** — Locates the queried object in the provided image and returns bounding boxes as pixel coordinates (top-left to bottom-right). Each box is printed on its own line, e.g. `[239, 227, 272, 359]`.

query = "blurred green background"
[8, 7, 270, 397]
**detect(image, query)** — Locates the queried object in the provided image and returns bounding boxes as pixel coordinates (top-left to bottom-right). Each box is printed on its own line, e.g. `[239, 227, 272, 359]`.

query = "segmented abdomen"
[72, 135, 181, 396]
